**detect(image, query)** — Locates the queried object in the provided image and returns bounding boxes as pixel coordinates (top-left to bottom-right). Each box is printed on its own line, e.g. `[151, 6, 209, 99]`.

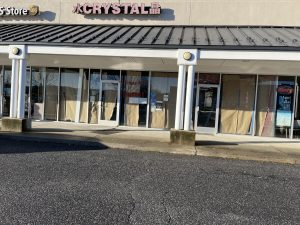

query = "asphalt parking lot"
[0, 136, 299, 225]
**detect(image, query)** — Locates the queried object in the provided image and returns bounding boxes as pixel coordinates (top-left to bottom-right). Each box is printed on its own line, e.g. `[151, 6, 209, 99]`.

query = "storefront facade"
[1, 1, 300, 139]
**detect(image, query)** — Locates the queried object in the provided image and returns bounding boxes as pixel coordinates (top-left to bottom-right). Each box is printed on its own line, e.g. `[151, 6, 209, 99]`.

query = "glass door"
[99, 80, 120, 126]
[194, 84, 220, 134]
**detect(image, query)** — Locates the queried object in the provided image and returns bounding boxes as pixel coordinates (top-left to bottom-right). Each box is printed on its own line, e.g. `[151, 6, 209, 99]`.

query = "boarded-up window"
[220, 75, 256, 135]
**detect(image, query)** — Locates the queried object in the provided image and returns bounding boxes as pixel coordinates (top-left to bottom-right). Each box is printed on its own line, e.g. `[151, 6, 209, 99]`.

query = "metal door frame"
[194, 84, 220, 134]
[98, 80, 120, 126]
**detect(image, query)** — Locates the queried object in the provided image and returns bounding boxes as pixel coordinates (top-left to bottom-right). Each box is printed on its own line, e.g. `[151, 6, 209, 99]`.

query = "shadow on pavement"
[0, 134, 108, 154]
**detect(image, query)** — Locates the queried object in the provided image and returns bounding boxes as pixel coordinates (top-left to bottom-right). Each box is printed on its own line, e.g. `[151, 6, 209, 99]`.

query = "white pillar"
[184, 65, 195, 131]
[10, 59, 19, 118]
[180, 66, 186, 129]
[175, 65, 185, 130]
[17, 59, 26, 119]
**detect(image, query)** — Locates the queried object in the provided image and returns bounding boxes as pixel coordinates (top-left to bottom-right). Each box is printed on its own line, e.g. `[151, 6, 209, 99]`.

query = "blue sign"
[276, 110, 292, 127]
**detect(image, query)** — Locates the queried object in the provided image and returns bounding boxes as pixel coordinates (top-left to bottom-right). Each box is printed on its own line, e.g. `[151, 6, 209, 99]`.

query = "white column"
[180, 66, 186, 129]
[17, 59, 26, 119]
[175, 65, 185, 130]
[184, 65, 195, 131]
[10, 59, 19, 118]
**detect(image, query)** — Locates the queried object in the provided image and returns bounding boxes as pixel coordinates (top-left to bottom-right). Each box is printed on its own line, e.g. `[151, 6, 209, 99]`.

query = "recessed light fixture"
[12, 47, 20, 55]
[183, 52, 192, 61]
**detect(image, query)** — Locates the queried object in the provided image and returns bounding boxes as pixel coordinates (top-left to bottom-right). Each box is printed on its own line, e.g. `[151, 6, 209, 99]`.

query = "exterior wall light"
[183, 52, 192, 61]
[12, 47, 20, 55]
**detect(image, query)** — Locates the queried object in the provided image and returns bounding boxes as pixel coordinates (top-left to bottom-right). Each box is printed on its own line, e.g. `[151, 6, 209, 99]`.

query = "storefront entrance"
[195, 84, 220, 134]
[99, 81, 120, 126]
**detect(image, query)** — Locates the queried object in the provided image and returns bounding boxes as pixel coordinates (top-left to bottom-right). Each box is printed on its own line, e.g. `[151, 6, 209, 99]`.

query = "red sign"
[73, 2, 161, 15]
[277, 85, 294, 95]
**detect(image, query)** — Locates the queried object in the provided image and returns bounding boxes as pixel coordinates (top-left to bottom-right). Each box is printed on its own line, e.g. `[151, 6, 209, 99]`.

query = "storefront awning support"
[175, 49, 198, 131]
[8, 45, 27, 119]
[175, 65, 186, 130]
[184, 65, 196, 131]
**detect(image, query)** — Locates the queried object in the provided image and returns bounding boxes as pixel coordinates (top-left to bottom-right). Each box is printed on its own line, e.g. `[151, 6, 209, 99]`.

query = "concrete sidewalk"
[1, 121, 300, 165]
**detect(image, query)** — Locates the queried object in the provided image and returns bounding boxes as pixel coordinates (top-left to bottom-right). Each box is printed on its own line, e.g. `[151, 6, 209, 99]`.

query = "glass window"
[44, 68, 59, 121]
[3, 66, 11, 117]
[149, 72, 177, 129]
[25, 68, 31, 118]
[100, 83, 118, 121]
[101, 70, 120, 81]
[30, 67, 45, 120]
[275, 76, 295, 138]
[198, 73, 220, 84]
[59, 68, 80, 122]
[120, 71, 149, 127]
[294, 77, 300, 138]
[79, 69, 89, 123]
[88, 69, 101, 124]
[220, 74, 256, 135]
[255, 76, 277, 137]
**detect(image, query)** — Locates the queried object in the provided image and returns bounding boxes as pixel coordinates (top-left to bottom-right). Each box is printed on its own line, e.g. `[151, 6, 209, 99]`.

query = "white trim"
[180, 66, 186, 130]
[41, 67, 47, 121]
[216, 77, 221, 134]
[184, 65, 195, 131]
[0, 46, 9, 53]
[56, 68, 61, 121]
[175, 65, 185, 130]
[86, 69, 90, 124]
[75, 69, 84, 123]
[252, 74, 259, 136]
[291, 76, 297, 139]
[146, 71, 151, 128]
[10, 59, 19, 118]
[0, 65, 3, 117]
[194, 73, 200, 130]
[27, 46, 178, 59]
[17, 59, 26, 119]
[99, 80, 120, 127]
[200, 50, 300, 61]
[195, 84, 220, 134]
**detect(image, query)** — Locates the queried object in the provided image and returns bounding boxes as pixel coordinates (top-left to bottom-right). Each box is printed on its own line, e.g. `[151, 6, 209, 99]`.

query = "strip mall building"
[1, 0, 300, 140]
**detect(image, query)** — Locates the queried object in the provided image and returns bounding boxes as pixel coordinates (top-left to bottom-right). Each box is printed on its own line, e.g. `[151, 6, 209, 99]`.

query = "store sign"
[276, 84, 294, 127]
[73, 2, 161, 15]
[277, 85, 294, 95]
[276, 110, 292, 127]
[0, 5, 39, 16]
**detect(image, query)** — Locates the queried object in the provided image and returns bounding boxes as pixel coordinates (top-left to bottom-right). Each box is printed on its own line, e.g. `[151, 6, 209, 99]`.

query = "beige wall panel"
[0, 0, 60, 24]
[1, 0, 300, 26]
[190, 0, 300, 26]
[60, 0, 190, 25]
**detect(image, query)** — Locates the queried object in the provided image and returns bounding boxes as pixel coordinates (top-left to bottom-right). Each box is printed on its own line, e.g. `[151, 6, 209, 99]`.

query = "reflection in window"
[44, 68, 59, 120]
[59, 68, 80, 122]
[220, 75, 256, 135]
[101, 70, 120, 81]
[79, 69, 89, 123]
[149, 72, 177, 129]
[3, 66, 11, 117]
[120, 71, 149, 127]
[255, 76, 277, 137]
[31, 67, 45, 120]
[88, 70, 101, 124]
[294, 77, 300, 138]
[275, 76, 295, 138]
